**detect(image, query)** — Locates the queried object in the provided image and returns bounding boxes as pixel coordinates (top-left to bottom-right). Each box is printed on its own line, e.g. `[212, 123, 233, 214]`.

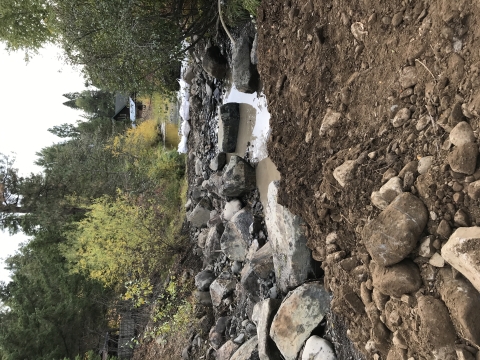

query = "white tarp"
[129, 97, 136, 121]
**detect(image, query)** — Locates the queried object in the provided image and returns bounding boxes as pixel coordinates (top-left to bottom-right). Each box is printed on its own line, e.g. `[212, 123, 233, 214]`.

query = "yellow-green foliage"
[144, 277, 196, 338]
[108, 119, 159, 159]
[107, 119, 184, 181]
[123, 278, 154, 307]
[61, 192, 178, 287]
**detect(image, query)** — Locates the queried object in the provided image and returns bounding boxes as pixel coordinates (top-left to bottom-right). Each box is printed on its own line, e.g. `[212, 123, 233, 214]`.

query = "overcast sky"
[0, 45, 86, 283]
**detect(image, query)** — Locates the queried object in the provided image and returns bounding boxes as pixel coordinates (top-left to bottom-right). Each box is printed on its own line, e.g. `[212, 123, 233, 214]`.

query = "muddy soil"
[257, 0, 480, 359]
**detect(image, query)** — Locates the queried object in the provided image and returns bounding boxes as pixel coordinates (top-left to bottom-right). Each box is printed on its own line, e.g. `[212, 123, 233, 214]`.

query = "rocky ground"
[255, 0, 480, 359]
[166, 0, 480, 359]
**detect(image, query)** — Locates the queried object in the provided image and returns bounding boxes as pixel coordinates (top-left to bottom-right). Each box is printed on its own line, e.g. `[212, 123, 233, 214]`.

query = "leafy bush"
[61, 188, 183, 288]
[143, 277, 196, 339]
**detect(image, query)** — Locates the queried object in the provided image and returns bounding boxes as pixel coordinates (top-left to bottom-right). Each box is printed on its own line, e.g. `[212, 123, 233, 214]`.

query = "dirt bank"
[257, 0, 480, 358]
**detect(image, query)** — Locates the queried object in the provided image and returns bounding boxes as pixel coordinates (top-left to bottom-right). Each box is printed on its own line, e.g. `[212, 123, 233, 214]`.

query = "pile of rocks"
[181, 32, 343, 359]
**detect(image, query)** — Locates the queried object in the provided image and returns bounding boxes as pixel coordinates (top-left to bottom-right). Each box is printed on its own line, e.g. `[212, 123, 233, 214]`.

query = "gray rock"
[270, 282, 330, 360]
[418, 156, 433, 175]
[241, 242, 274, 297]
[371, 176, 403, 210]
[210, 277, 237, 307]
[265, 181, 314, 293]
[371, 260, 422, 297]
[362, 193, 428, 266]
[333, 160, 357, 187]
[204, 173, 224, 197]
[221, 156, 256, 197]
[439, 268, 480, 347]
[449, 102, 466, 127]
[416, 115, 430, 131]
[216, 316, 230, 334]
[203, 223, 224, 265]
[447, 143, 478, 175]
[195, 158, 203, 176]
[233, 35, 259, 94]
[392, 108, 411, 128]
[319, 109, 342, 136]
[234, 333, 245, 344]
[224, 199, 243, 221]
[189, 197, 212, 228]
[230, 336, 259, 360]
[429, 252, 445, 267]
[219, 103, 240, 152]
[195, 270, 216, 291]
[216, 340, 240, 360]
[417, 296, 456, 359]
[301, 336, 337, 360]
[197, 228, 209, 248]
[450, 121, 476, 146]
[418, 236, 436, 258]
[202, 46, 228, 79]
[191, 186, 204, 203]
[399, 66, 417, 89]
[467, 180, 480, 200]
[441, 227, 480, 293]
[252, 299, 282, 360]
[183, 66, 195, 86]
[245, 323, 257, 337]
[250, 33, 258, 65]
[210, 330, 225, 350]
[210, 152, 227, 171]
[437, 219, 452, 239]
[221, 209, 253, 261]
[398, 160, 418, 178]
[194, 290, 212, 306]
[454, 209, 471, 227]
[232, 261, 243, 274]
[182, 345, 190, 359]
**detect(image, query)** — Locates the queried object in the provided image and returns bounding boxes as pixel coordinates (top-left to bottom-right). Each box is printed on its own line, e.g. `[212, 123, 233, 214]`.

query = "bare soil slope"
[257, 0, 480, 358]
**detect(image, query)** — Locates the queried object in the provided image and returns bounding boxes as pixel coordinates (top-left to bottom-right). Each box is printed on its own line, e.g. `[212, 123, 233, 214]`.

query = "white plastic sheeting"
[177, 77, 191, 153]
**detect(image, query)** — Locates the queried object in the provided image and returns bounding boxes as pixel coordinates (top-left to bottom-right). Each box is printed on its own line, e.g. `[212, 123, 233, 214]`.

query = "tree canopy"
[0, 0, 217, 92]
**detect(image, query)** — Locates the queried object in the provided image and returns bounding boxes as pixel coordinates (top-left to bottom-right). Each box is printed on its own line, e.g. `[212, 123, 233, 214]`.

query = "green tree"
[62, 90, 115, 118]
[0, 231, 110, 360]
[0, 0, 56, 54]
[55, 0, 217, 92]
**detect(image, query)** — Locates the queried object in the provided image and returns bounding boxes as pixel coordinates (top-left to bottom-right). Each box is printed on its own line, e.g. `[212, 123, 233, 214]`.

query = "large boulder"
[189, 197, 212, 228]
[232, 35, 259, 94]
[252, 299, 282, 360]
[230, 336, 260, 360]
[218, 103, 241, 153]
[270, 282, 330, 360]
[438, 268, 480, 347]
[265, 181, 314, 293]
[221, 156, 256, 197]
[221, 209, 253, 261]
[371, 260, 422, 297]
[202, 46, 228, 79]
[442, 227, 480, 292]
[417, 296, 457, 359]
[362, 193, 428, 266]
